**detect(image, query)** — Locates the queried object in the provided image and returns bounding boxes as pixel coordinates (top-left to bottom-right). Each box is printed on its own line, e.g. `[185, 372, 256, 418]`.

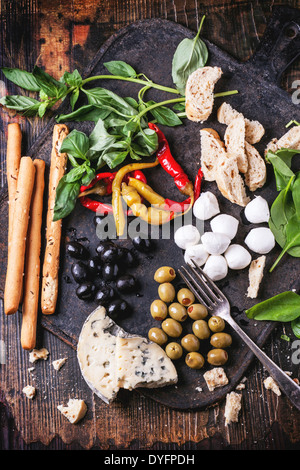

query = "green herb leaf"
[291, 317, 300, 338]
[0, 95, 41, 116]
[56, 104, 111, 122]
[245, 291, 300, 322]
[33, 66, 67, 99]
[53, 176, 81, 221]
[60, 129, 89, 160]
[104, 60, 137, 78]
[147, 100, 182, 126]
[1, 67, 41, 92]
[172, 15, 208, 95]
[62, 69, 83, 88]
[266, 148, 300, 191]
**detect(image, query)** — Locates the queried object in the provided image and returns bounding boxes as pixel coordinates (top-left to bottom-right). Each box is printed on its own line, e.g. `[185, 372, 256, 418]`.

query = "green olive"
[207, 348, 228, 366]
[187, 303, 208, 320]
[208, 316, 225, 333]
[177, 288, 195, 306]
[210, 332, 232, 348]
[148, 327, 168, 345]
[154, 266, 176, 283]
[185, 352, 205, 369]
[161, 318, 182, 338]
[150, 299, 168, 321]
[181, 334, 200, 352]
[192, 320, 211, 340]
[168, 303, 188, 322]
[158, 282, 176, 303]
[165, 342, 183, 360]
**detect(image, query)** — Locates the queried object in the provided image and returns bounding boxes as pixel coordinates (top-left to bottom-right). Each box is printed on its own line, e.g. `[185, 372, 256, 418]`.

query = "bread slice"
[244, 141, 267, 191]
[265, 125, 300, 155]
[200, 128, 227, 181]
[247, 255, 266, 299]
[185, 66, 222, 122]
[217, 102, 265, 144]
[215, 155, 250, 207]
[224, 116, 248, 173]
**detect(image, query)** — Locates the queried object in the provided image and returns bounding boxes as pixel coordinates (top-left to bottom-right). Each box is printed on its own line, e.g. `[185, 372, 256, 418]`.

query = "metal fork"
[178, 261, 300, 411]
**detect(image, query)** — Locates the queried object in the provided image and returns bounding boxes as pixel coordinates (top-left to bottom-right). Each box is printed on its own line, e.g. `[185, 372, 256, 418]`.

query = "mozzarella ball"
[184, 244, 209, 267]
[224, 244, 252, 270]
[210, 214, 239, 240]
[201, 232, 231, 255]
[244, 227, 275, 254]
[193, 191, 220, 220]
[174, 225, 201, 250]
[203, 255, 228, 281]
[244, 196, 270, 224]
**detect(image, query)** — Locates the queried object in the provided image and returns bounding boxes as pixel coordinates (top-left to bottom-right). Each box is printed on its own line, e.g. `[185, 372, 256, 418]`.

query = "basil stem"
[82, 75, 181, 95]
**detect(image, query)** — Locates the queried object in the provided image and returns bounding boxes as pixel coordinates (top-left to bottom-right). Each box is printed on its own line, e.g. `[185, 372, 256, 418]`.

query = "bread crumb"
[204, 367, 228, 391]
[23, 385, 36, 399]
[57, 399, 87, 424]
[52, 357, 67, 371]
[264, 376, 281, 396]
[224, 391, 242, 425]
[29, 348, 49, 363]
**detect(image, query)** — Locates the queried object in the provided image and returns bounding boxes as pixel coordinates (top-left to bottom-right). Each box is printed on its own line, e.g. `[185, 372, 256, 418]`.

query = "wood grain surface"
[1, 0, 300, 450]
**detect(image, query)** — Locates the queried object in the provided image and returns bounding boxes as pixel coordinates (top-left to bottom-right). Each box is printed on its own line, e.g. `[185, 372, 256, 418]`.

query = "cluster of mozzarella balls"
[174, 191, 275, 281]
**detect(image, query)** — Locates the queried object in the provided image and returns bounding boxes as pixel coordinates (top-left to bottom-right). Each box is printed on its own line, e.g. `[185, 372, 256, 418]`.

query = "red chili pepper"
[194, 167, 203, 201]
[148, 122, 194, 198]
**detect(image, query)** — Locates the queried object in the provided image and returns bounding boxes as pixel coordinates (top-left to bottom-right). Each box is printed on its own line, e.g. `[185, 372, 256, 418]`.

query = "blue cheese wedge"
[77, 306, 178, 404]
[116, 336, 177, 390]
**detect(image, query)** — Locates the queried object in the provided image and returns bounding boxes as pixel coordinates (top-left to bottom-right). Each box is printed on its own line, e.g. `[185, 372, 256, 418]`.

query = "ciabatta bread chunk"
[185, 66, 222, 122]
[200, 128, 227, 181]
[265, 125, 300, 155]
[215, 155, 250, 207]
[247, 255, 266, 299]
[224, 116, 248, 173]
[224, 392, 242, 426]
[217, 102, 265, 144]
[244, 141, 267, 191]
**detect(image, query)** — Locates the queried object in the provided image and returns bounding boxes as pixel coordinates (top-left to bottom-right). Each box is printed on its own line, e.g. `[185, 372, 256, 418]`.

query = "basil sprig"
[245, 291, 300, 339]
[266, 146, 300, 271]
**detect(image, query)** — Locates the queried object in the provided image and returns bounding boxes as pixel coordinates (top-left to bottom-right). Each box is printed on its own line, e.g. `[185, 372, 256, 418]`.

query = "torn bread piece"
[244, 141, 267, 191]
[247, 255, 266, 299]
[224, 116, 248, 173]
[224, 391, 242, 426]
[215, 155, 250, 207]
[265, 125, 300, 155]
[57, 399, 87, 424]
[204, 367, 228, 392]
[185, 66, 222, 122]
[200, 128, 227, 181]
[217, 102, 265, 144]
[29, 348, 49, 363]
[264, 376, 281, 396]
[22, 385, 36, 399]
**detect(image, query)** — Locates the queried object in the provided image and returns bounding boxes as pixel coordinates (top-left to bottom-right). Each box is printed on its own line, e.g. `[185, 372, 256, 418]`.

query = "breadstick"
[6, 123, 22, 246]
[41, 124, 69, 314]
[21, 159, 45, 350]
[4, 157, 36, 315]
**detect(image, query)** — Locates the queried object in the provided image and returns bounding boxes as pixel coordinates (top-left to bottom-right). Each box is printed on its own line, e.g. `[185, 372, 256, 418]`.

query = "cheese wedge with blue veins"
[77, 306, 178, 404]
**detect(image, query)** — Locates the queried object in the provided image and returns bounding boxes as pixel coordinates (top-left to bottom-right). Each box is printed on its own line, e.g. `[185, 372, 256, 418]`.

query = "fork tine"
[178, 267, 215, 310]
[191, 260, 228, 302]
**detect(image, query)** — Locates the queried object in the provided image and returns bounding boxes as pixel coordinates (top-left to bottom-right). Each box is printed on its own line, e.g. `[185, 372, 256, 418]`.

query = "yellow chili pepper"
[127, 177, 166, 207]
[111, 160, 159, 236]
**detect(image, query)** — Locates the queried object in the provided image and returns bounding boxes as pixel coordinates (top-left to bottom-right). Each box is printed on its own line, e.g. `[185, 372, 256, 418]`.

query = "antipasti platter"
[0, 6, 300, 413]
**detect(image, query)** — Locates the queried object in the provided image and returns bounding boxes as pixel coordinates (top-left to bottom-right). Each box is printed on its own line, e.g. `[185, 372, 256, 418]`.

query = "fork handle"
[226, 315, 300, 410]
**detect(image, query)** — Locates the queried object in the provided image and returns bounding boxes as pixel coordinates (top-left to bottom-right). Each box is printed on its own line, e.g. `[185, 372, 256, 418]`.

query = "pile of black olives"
[148, 266, 232, 370]
[65, 236, 151, 319]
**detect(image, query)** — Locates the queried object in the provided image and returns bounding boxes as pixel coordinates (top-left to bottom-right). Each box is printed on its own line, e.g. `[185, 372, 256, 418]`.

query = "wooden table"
[1, 0, 300, 450]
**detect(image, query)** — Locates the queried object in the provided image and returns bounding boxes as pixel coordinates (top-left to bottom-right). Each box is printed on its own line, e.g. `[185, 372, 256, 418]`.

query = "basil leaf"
[81, 165, 95, 185]
[60, 129, 89, 160]
[88, 119, 116, 153]
[82, 87, 138, 117]
[172, 16, 208, 95]
[64, 165, 86, 183]
[1, 67, 40, 92]
[33, 66, 67, 99]
[245, 291, 300, 322]
[70, 88, 80, 111]
[0, 95, 41, 116]
[38, 101, 49, 118]
[104, 60, 137, 78]
[53, 177, 81, 221]
[56, 104, 111, 123]
[147, 100, 182, 126]
[134, 128, 158, 155]
[101, 150, 129, 169]
[62, 69, 82, 88]
[269, 176, 296, 249]
[173, 102, 186, 112]
[292, 317, 300, 338]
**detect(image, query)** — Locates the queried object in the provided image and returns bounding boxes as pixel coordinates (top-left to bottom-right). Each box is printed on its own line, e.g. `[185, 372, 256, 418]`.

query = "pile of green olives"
[148, 266, 233, 370]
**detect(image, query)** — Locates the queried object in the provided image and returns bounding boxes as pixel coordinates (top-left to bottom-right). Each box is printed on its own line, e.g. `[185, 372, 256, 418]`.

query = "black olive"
[118, 248, 138, 268]
[102, 263, 120, 281]
[66, 241, 89, 260]
[87, 256, 102, 276]
[101, 244, 119, 263]
[116, 274, 137, 293]
[131, 236, 153, 253]
[96, 240, 115, 257]
[71, 261, 90, 283]
[95, 285, 115, 305]
[107, 299, 129, 318]
[76, 282, 96, 300]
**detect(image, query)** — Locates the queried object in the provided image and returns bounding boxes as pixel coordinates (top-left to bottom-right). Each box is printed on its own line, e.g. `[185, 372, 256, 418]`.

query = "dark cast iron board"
[0, 6, 299, 409]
